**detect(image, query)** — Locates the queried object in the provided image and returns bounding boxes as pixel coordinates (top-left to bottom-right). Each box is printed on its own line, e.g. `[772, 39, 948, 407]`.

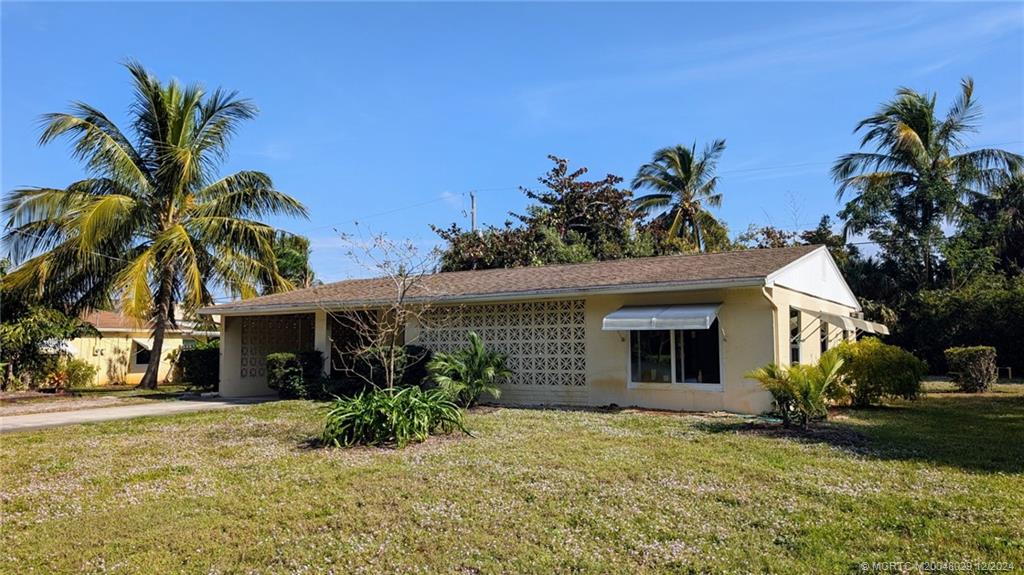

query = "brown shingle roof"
[202, 245, 821, 315]
[81, 310, 150, 331]
[81, 310, 215, 333]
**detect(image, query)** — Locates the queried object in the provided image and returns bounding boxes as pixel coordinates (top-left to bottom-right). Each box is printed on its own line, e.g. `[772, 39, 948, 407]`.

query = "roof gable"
[766, 247, 861, 310]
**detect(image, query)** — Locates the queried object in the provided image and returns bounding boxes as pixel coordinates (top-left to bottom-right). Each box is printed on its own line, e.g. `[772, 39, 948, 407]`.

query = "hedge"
[945, 346, 997, 392]
[177, 344, 220, 390]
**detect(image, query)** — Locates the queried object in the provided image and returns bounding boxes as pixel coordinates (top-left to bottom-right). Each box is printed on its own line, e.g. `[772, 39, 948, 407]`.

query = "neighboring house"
[70, 311, 218, 386]
[200, 245, 887, 414]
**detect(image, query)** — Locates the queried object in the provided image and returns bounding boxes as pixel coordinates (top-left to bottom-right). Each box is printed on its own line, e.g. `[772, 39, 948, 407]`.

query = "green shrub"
[321, 386, 467, 448]
[177, 342, 219, 390]
[46, 357, 99, 390]
[945, 346, 997, 392]
[833, 337, 927, 406]
[428, 332, 512, 407]
[266, 351, 324, 399]
[266, 353, 306, 399]
[746, 353, 844, 429]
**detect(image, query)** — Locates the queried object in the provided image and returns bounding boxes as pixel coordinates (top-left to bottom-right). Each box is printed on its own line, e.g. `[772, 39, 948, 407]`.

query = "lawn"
[1, 384, 1022, 574]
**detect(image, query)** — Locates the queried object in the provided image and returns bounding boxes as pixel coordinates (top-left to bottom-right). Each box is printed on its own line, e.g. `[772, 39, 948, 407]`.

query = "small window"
[630, 321, 721, 386]
[631, 330, 673, 383]
[134, 344, 151, 365]
[820, 321, 829, 354]
[789, 308, 801, 365]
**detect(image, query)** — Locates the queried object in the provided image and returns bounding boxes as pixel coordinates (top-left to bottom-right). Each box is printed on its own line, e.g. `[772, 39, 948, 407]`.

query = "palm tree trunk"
[138, 269, 173, 390]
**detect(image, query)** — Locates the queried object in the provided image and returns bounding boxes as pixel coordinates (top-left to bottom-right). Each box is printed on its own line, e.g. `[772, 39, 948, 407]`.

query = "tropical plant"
[632, 141, 728, 252]
[833, 77, 1022, 290]
[746, 353, 845, 429]
[45, 357, 99, 391]
[428, 331, 513, 407]
[263, 231, 316, 293]
[2, 61, 307, 388]
[321, 386, 467, 448]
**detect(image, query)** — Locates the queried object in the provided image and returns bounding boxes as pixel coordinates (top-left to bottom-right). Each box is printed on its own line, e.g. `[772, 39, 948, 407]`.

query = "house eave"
[199, 277, 767, 317]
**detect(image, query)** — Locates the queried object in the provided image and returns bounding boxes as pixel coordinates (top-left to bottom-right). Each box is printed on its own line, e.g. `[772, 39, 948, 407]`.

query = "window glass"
[676, 319, 721, 383]
[134, 344, 151, 365]
[820, 321, 829, 354]
[789, 308, 801, 365]
[630, 330, 672, 383]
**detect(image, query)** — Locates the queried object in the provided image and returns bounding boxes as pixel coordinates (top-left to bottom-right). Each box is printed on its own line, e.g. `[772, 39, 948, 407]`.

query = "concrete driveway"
[0, 397, 272, 434]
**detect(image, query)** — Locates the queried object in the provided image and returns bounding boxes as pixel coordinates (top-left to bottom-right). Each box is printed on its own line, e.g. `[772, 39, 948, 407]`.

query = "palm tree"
[833, 77, 1021, 288]
[632, 140, 727, 252]
[2, 62, 308, 388]
[428, 331, 513, 407]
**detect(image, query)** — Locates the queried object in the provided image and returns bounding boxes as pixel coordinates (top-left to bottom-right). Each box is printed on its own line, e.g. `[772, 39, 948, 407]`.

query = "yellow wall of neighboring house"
[68, 332, 186, 386]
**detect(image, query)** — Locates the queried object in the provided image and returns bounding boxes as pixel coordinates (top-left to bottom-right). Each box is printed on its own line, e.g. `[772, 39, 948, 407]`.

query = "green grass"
[1, 384, 1022, 573]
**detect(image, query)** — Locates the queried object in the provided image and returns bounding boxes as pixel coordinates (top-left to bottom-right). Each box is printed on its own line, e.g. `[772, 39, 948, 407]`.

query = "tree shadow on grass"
[697, 393, 1024, 474]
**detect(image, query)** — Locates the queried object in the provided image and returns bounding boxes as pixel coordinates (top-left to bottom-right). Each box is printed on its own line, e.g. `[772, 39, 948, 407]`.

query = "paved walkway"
[0, 398, 271, 434]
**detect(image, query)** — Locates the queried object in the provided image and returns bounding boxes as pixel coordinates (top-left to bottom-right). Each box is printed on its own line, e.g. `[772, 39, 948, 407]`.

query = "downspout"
[761, 285, 780, 365]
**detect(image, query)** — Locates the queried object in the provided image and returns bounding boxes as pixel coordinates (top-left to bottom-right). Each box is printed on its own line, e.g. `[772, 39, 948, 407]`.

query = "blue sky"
[3, 2, 1023, 283]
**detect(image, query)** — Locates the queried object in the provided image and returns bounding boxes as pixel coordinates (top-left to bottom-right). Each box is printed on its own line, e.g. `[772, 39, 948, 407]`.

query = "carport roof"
[200, 244, 822, 316]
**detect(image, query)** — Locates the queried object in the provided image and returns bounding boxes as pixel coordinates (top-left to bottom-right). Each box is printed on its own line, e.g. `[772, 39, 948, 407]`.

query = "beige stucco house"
[200, 245, 887, 414]
[68, 311, 217, 386]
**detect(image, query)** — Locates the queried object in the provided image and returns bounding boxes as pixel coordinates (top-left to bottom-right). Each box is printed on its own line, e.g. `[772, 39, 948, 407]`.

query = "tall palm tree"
[833, 77, 1021, 288]
[632, 140, 726, 252]
[2, 62, 308, 388]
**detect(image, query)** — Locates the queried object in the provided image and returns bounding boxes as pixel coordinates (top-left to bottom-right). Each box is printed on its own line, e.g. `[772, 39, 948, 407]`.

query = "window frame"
[133, 342, 152, 366]
[625, 324, 724, 392]
[789, 307, 801, 365]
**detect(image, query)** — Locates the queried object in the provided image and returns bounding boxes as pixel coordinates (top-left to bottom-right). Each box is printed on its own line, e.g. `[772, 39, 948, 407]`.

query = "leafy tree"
[514, 155, 641, 262]
[0, 260, 98, 389]
[632, 141, 728, 252]
[799, 215, 861, 272]
[960, 169, 1024, 275]
[2, 62, 307, 388]
[433, 156, 650, 271]
[833, 77, 1021, 290]
[736, 224, 798, 249]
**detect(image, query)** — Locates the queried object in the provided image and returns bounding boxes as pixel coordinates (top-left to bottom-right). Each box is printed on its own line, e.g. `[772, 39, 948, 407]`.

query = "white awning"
[132, 338, 154, 350]
[806, 309, 890, 335]
[602, 304, 721, 331]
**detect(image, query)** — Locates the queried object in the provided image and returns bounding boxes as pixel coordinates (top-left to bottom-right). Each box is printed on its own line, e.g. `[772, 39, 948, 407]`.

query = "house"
[200, 245, 887, 414]
[70, 311, 218, 386]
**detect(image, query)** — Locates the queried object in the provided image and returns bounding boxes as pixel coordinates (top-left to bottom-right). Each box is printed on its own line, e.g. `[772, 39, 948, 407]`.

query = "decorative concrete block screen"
[239, 314, 315, 379]
[418, 299, 586, 387]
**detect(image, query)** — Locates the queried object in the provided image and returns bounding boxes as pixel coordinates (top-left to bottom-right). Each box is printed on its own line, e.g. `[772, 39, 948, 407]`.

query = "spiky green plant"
[428, 331, 513, 407]
[746, 353, 845, 429]
[2, 61, 307, 388]
[632, 141, 727, 252]
[321, 386, 467, 448]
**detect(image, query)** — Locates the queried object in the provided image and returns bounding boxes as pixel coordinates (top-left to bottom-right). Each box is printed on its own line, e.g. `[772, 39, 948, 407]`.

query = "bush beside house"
[833, 338, 927, 407]
[176, 341, 220, 391]
[945, 346, 998, 392]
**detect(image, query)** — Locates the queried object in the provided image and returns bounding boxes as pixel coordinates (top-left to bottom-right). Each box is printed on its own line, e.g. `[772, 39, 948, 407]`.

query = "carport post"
[314, 310, 331, 377]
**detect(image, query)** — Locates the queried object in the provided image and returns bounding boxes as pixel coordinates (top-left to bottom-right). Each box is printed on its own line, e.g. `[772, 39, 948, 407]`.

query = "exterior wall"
[770, 286, 859, 367]
[409, 287, 778, 415]
[219, 313, 315, 397]
[584, 288, 775, 414]
[69, 332, 185, 386]
[214, 285, 858, 413]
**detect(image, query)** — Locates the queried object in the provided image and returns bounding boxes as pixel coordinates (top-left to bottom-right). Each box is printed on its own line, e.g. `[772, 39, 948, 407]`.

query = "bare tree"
[322, 229, 444, 389]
